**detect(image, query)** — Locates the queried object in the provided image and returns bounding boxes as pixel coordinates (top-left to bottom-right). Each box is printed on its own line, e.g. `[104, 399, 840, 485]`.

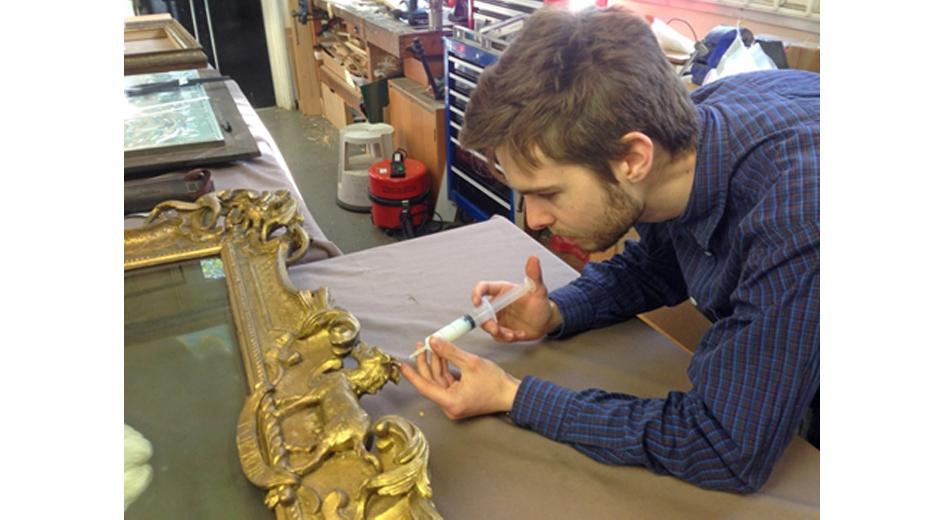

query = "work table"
[287, 216, 820, 519]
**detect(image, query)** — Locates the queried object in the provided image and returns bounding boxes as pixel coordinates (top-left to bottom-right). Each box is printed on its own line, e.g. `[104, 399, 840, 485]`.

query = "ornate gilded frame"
[124, 14, 209, 75]
[125, 190, 440, 519]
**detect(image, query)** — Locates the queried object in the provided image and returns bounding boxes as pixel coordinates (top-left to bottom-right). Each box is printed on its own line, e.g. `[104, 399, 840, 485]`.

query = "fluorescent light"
[568, 0, 597, 12]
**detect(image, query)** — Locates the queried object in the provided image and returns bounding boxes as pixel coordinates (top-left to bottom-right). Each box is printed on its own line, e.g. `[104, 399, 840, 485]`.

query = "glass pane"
[124, 70, 225, 153]
[125, 258, 269, 519]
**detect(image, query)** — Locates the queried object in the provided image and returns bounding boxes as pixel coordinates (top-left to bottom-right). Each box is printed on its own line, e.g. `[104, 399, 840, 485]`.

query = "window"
[636, 0, 820, 33]
[709, 0, 819, 19]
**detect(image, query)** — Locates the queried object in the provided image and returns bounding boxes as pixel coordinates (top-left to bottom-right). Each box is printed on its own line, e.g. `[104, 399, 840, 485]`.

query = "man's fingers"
[414, 342, 433, 381]
[472, 282, 488, 306]
[494, 324, 519, 342]
[428, 336, 475, 367]
[431, 351, 448, 387]
[494, 326, 515, 342]
[400, 363, 453, 409]
[484, 320, 518, 342]
[471, 281, 512, 307]
[441, 357, 456, 384]
[483, 319, 499, 335]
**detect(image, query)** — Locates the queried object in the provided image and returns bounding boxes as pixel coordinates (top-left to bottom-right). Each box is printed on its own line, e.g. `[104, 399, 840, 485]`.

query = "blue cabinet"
[444, 35, 522, 223]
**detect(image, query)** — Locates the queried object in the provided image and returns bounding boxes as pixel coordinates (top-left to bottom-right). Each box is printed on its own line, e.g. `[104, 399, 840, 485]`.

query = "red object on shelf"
[549, 235, 590, 264]
[368, 152, 430, 230]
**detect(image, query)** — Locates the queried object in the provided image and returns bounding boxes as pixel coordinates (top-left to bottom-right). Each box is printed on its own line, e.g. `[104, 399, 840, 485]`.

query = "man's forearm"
[509, 377, 774, 493]
[546, 238, 688, 337]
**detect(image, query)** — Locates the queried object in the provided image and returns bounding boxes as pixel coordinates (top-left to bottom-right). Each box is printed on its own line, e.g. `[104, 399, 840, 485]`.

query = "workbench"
[310, 0, 448, 122]
[388, 77, 447, 210]
[287, 216, 820, 519]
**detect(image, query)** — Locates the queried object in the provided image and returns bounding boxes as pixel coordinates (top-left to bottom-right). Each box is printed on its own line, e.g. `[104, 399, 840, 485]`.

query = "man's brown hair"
[460, 6, 698, 184]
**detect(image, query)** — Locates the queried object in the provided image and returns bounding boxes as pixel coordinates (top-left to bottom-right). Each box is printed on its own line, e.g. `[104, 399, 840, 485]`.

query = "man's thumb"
[525, 255, 544, 290]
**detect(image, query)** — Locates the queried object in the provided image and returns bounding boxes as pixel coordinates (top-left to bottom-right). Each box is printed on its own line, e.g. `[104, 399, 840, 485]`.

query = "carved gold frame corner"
[124, 190, 441, 519]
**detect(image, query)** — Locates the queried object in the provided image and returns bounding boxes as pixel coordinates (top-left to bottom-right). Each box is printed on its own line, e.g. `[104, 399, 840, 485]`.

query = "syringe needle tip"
[408, 344, 431, 359]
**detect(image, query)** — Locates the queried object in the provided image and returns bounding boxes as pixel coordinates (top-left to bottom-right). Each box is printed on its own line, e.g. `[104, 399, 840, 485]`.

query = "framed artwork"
[125, 70, 225, 154]
[125, 14, 209, 75]
[124, 69, 260, 177]
[124, 190, 441, 519]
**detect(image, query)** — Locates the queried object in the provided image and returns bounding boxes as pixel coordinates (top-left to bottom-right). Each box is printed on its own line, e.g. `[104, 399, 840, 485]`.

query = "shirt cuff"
[548, 283, 597, 338]
[509, 376, 578, 441]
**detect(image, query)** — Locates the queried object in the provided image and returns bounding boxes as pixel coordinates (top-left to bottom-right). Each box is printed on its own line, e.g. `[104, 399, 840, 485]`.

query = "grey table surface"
[287, 216, 820, 519]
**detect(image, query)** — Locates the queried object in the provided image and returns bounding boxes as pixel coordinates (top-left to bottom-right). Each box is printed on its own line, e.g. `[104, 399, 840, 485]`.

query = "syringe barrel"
[471, 277, 535, 325]
[427, 314, 476, 345]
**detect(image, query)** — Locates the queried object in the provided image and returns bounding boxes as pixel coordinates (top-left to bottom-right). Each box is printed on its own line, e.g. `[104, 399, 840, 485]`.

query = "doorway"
[133, 0, 277, 108]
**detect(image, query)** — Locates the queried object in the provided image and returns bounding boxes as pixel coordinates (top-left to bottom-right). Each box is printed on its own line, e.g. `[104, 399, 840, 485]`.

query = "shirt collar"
[673, 105, 732, 251]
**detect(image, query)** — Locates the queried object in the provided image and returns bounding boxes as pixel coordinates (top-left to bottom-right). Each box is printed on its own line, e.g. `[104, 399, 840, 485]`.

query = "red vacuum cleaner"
[368, 150, 430, 237]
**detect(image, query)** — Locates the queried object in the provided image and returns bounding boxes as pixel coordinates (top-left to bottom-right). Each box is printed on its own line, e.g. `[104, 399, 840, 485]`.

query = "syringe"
[409, 277, 536, 359]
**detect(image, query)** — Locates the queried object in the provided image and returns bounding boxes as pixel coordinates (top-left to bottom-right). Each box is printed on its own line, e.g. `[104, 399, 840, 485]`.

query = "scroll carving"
[125, 190, 441, 519]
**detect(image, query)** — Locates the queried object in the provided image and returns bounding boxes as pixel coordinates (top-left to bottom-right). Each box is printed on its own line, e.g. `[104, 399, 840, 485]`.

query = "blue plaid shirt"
[510, 70, 820, 493]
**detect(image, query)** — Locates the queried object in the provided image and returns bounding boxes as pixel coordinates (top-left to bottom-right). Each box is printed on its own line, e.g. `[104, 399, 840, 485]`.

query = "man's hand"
[471, 256, 563, 343]
[400, 336, 521, 420]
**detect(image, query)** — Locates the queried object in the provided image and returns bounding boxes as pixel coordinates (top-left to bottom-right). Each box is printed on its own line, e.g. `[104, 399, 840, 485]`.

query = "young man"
[401, 6, 818, 494]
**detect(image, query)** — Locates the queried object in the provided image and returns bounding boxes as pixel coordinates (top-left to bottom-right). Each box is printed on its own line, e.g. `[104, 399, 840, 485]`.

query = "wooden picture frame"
[125, 14, 209, 75]
[124, 69, 261, 178]
[124, 190, 441, 519]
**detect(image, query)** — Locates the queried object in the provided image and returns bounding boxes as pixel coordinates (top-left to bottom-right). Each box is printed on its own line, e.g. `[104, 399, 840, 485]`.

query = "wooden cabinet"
[387, 78, 446, 213]
[321, 82, 356, 129]
[286, 1, 323, 115]
[308, 0, 447, 117]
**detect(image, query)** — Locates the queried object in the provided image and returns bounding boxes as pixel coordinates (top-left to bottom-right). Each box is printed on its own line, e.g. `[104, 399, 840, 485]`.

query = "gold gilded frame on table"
[125, 190, 440, 519]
